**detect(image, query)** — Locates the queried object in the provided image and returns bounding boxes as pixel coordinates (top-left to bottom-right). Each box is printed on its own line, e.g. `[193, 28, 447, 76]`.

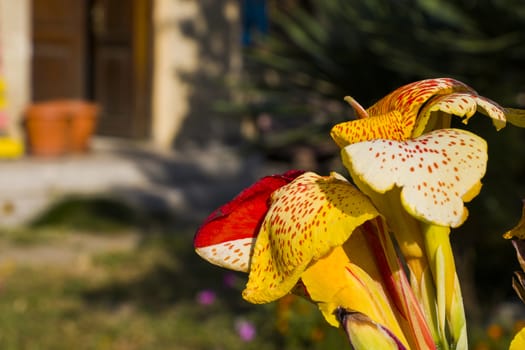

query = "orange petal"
[342, 128, 487, 227]
[242, 172, 379, 303]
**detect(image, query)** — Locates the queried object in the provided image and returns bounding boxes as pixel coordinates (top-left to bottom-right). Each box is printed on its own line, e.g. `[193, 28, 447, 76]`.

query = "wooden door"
[90, 0, 152, 138]
[31, 0, 152, 138]
[32, 0, 88, 100]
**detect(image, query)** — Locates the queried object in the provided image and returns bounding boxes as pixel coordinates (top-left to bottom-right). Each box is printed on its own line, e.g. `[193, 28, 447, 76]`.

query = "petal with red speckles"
[331, 78, 475, 147]
[366, 78, 473, 120]
[242, 171, 379, 303]
[330, 78, 519, 148]
[413, 92, 507, 136]
[342, 129, 487, 227]
[331, 110, 411, 148]
[194, 170, 305, 272]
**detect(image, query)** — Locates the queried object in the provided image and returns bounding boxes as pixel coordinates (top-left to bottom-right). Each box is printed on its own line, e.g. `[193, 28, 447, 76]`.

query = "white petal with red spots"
[342, 129, 487, 227]
[195, 238, 254, 272]
[414, 92, 507, 136]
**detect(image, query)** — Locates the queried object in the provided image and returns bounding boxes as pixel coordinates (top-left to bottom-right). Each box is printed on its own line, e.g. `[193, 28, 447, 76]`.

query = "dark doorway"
[31, 0, 152, 138]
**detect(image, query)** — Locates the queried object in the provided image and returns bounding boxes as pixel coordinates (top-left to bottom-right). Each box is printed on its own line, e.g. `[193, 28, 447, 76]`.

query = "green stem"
[421, 223, 467, 350]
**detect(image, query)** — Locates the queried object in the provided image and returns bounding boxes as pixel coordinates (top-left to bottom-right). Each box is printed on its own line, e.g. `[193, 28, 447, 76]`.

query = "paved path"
[0, 232, 139, 267]
[0, 138, 282, 227]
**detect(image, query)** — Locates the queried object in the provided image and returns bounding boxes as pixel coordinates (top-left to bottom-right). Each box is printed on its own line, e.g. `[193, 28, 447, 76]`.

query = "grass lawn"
[0, 196, 518, 349]
[0, 224, 348, 350]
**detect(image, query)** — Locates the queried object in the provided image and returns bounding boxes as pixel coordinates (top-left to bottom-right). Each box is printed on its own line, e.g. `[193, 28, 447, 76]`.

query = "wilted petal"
[242, 172, 379, 303]
[504, 201, 525, 303]
[503, 200, 525, 240]
[194, 170, 304, 272]
[342, 128, 487, 227]
[512, 239, 525, 275]
[512, 271, 525, 304]
[337, 308, 407, 350]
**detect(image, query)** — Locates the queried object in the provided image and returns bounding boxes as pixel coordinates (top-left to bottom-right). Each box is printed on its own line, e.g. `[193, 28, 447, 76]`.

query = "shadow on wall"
[158, 0, 243, 150]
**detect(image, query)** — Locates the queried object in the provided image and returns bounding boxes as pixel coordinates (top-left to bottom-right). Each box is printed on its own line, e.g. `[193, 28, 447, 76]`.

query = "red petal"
[193, 170, 305, 248]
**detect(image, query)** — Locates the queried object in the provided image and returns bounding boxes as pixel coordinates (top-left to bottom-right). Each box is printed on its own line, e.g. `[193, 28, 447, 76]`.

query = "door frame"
[31, 0, 153, 139]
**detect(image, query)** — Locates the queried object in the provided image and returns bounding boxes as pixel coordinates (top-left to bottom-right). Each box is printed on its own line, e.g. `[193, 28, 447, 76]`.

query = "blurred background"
[0, 0, 524, 348]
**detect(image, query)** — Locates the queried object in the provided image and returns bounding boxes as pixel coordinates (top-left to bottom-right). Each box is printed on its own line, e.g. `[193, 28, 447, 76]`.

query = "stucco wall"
[0, 0, 31, 139]
[0, 0, 241, 147]
[152, 0, 242, 149]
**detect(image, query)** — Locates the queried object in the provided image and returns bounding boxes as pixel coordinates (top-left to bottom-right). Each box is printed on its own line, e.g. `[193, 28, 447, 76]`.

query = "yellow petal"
[505, 108, 525, 128]
[338, 309, 408, 350]
[510, 327, 525, 350]
[331, 110, 411, 147]
[413, 92, 507, 136]
[342, 128, 487, 227]
[242, 172, 379, 303]
[300, 234, 399, 329]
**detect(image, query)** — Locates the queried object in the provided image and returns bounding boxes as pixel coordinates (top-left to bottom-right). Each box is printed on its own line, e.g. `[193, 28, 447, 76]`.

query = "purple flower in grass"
[235, 319, 256, 342]
[196, 289, 216, 306]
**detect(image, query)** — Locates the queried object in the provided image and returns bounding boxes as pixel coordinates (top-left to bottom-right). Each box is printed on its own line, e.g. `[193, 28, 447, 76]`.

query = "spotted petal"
[413, 92, 507, 136]
[330, 78, 518, 148]
[342, 129, 487, 227]
[242, 172, 379, 303]
[331, 110, 412, 147]
[331, 78, 475, 147]
[194, 170, 304, 272]
[366, 78, 473, 119]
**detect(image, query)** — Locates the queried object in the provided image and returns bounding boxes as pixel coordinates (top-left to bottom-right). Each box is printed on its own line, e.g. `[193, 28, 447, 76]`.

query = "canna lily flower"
[195, 170, 437, 349]
[330, 78, 525, 349]
[331, 77, 523, 147]
[194, 78, 525, 349]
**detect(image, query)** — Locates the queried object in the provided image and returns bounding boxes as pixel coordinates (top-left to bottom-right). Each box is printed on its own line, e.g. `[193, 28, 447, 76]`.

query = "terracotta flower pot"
[25, 100, 99, 156]
[25, 102, 69, 156]
[67, 101, 100, 152]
